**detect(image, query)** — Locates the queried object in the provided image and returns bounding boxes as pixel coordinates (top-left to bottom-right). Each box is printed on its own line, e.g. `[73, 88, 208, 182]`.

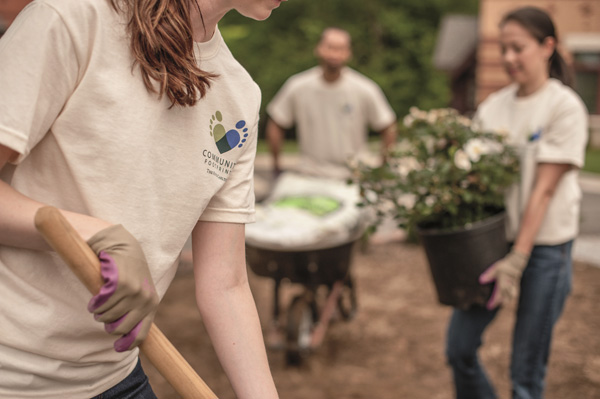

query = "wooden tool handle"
[34, 206, 217, 399]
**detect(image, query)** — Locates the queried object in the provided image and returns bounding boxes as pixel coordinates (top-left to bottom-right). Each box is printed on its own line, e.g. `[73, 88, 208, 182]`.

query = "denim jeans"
[446, 240, 573, 399]
[91, 359, 157, 399]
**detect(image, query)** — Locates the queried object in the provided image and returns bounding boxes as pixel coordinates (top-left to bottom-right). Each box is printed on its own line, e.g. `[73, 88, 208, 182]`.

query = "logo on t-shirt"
[528, 127, 542, 142]
[203, 110, 250, 182]
[341, 103, 353, 114]
[209, 111, 249, 154]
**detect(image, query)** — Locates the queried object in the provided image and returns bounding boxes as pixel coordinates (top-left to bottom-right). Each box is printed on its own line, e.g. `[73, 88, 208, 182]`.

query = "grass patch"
[584, 147, 600, 174]
[256, 139, 298, 154]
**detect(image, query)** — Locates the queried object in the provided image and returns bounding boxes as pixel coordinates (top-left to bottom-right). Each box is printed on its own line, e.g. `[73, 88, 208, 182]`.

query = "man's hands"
[479, 249, 530, 310]
[87, 225, 159, 352]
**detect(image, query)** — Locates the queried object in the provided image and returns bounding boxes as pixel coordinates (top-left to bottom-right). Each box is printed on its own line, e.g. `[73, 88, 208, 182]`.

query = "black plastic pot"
[417, 212, 508, 309]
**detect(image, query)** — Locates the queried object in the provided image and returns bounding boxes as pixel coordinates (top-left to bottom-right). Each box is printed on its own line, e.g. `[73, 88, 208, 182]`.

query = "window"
[565, 33, 600, 115]
[574, 52, 600, 114]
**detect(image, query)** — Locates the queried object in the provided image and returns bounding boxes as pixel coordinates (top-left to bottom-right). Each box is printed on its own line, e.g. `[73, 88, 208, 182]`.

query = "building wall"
[476, 0, 600, 103]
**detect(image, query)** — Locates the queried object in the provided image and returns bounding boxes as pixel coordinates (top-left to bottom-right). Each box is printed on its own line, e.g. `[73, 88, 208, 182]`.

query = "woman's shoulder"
[32, 0, 114, 22]
[545, 79, 588, 114]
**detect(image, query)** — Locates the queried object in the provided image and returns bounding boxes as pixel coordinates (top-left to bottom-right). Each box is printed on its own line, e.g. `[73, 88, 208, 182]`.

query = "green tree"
[219, 0, 478, 137]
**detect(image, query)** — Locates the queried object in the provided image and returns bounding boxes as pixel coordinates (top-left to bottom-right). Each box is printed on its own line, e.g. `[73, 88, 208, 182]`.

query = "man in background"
[266, 27, 397, 179]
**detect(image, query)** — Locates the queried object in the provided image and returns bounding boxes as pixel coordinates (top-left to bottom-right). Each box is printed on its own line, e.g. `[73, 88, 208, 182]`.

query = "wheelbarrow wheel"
[285, 294, 313, 365]
[337, 276, 357, 321]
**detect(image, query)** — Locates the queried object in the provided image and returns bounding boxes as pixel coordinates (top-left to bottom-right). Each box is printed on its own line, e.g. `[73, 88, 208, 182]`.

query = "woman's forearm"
[513, 163, 572, 255]
[195, 278, 279, 399]
[0, 180, 112, 251]
[0, 179, 50, 249]
[192, 221, 278, 399]
[512, 186, 553, 255]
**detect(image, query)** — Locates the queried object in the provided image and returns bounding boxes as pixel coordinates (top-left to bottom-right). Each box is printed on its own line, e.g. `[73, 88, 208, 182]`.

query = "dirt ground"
[141, 240, 600, 399]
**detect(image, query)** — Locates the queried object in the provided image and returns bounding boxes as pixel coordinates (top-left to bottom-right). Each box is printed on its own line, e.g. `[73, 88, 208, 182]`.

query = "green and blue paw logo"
[209, 111, 249, 154]
[528, 127, 542, 142]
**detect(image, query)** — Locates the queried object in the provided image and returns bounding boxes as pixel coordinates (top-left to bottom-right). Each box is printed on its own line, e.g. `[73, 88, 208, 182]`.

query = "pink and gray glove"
[479, 249, 530, 310]
[87, 225, 159, 352]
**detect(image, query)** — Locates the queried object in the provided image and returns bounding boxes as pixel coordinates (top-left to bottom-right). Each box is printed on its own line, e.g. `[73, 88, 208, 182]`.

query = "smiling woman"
[0, 0, 287, 398]
[444, 7, 588, 399]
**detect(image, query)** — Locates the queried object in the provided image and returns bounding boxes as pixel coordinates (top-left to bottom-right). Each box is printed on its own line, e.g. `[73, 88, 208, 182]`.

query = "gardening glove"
[479, 249, 530, 310]
[86, 225, 159, 352]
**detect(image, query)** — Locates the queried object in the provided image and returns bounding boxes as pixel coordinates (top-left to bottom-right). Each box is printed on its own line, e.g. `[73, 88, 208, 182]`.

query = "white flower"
[454, 149, 472, 171]
[377, 199, 396, 214]
[403, 114, 415, 127]
[397, 193, 417, 210]
[364, 189, 378, 203]
[393, 156, 421, 177]
[409, 106, 428, 120]
[426, 111, 439, 124]
[425, 195, 436, 207]
[392, 140, 415, 154]
[436, 138, 448, 150]
[436, 108, 452, 118]
[422, 136, 435, 155]
[457, 116, 472, 127]
[464, 138, 491, 162]
[441, 192, 453, 203]
[425, 108, 452, 124]
[426, 158, 437, 169]
[483, 139, 503, 154]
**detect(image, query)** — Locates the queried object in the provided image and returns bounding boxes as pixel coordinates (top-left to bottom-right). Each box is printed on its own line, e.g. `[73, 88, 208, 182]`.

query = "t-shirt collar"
[194, 26, 222, 60]
[317, 65, 348, 86]
[513, 78, 556, 105]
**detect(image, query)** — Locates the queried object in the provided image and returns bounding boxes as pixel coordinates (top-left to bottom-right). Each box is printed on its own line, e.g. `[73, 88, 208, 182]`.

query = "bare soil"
[141, 241, 600, 399]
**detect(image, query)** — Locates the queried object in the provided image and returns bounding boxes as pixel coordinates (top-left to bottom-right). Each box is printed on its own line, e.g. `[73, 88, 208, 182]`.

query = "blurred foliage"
[219, 0, 479, 137]
[584, 147, 600, 174]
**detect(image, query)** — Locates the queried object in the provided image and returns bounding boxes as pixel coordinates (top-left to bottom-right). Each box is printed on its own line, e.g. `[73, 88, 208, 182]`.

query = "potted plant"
[352, 107, 519, 309]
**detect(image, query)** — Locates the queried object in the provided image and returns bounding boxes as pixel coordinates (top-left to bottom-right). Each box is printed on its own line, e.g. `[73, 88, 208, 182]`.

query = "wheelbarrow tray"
[246, 240, 356, 287]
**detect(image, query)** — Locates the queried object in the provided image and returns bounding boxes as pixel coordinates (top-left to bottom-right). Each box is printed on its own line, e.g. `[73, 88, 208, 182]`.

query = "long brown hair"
[500, 7, 573, 87]
[109, 0, 216, 107]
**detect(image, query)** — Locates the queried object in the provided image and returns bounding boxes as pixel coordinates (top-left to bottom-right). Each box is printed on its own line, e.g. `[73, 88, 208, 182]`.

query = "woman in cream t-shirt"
[0, 0, 286, 398]
[445, 7, 588, 399]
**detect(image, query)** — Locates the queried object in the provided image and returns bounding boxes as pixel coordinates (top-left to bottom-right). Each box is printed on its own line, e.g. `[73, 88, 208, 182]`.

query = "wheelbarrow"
[246, 239, 358, 365]
[245, 172, 367, 365]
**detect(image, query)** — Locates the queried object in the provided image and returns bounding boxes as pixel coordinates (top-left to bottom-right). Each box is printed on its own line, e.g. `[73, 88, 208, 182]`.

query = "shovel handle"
[34, 206, 217, 399]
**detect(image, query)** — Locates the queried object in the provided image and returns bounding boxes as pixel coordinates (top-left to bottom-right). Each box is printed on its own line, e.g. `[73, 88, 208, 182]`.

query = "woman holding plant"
[446, 6, 588, 399]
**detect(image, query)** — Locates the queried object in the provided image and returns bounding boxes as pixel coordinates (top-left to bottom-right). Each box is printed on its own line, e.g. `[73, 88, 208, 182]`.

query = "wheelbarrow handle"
[34, 206, 217, 399]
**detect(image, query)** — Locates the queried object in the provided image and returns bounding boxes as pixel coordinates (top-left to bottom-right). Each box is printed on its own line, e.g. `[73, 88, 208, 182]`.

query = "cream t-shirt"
[475, 79, 588, 244]
[0, 0, 260, 397]
[267, 66, 396, 179]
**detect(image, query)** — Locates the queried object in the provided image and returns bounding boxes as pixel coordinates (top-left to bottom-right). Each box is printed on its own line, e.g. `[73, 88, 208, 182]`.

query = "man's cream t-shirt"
[267, 66, 396, 179]
[0, 0, 260, 397]
[475, 79, 588, 245]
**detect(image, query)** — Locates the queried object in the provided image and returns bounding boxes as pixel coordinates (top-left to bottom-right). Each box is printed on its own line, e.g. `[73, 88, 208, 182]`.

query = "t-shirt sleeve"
[536, 96, 588, 168]
[200, 116, 258, 224]
[266, 78, 296, 129]
[0, 2, 80, 164]
[365, 82, 396, 132]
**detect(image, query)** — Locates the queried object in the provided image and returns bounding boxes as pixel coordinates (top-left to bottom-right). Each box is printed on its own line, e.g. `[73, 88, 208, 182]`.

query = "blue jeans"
[91, 359, 157, 399]
[446, 240, 573, 399]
